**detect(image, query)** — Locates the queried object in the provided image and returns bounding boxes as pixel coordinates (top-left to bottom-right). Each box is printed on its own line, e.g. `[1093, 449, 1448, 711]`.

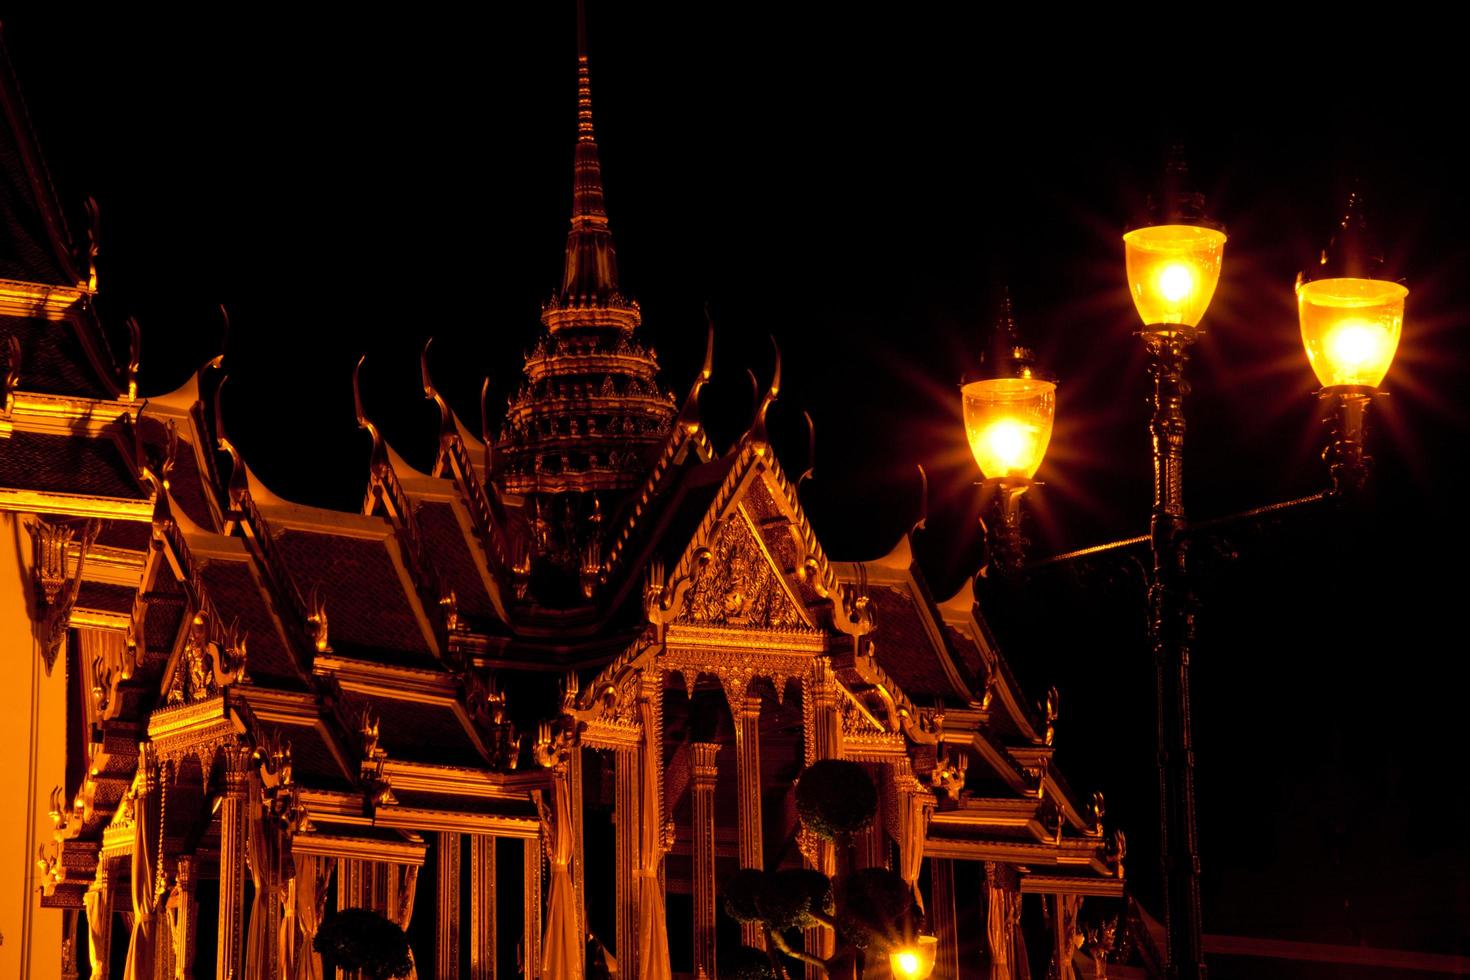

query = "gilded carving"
[163, 611, 248, 707]
[677, 511, 805, 629]
[27, 517, 100, 671]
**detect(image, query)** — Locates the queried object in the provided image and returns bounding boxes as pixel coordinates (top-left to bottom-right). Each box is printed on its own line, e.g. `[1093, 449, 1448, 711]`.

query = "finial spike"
[981, 287, 1038, 381]
[912, 464, 928, 536]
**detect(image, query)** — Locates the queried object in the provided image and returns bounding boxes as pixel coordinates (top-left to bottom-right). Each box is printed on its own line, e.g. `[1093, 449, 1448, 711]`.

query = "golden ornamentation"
[677, 512, 805, 629]
[28, 517, 101, 671]
[162, 610, 248, 707]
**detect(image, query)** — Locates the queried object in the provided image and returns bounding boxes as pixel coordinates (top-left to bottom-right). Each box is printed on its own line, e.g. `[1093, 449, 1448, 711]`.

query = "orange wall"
[0, 512, 64, 979]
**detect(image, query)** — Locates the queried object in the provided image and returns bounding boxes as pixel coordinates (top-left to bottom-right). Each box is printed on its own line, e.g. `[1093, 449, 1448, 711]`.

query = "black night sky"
[5, 8, 1466, 974]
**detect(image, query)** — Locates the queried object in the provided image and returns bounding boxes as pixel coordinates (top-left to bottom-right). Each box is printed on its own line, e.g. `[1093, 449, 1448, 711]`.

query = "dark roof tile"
[0, 429, 144, 498]
[274, 528, 433, 659]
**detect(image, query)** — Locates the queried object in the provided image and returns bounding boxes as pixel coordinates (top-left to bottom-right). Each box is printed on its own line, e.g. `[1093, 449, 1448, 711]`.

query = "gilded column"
[522, 836, 542, 979]
[168, 854, 198, 980]
[803, 660, 841, 974]
[929, 859, 960, 980]
[614, 746, 640, 975]
[733, 697, 764, 950]
[217, 746, 250, 980]
[61, 909, 80, 980]
[690, 742, 719, 980]
[337, 859, 364, 910]
[84, 869, 113, 980]
[469, 835, 497, 980]
[437, 833, 462, 979]
[570, 746, 586, 948]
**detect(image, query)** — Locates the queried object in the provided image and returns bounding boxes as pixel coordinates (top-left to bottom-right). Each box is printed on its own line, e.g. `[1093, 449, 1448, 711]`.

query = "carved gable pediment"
[676, 510, 807, 630]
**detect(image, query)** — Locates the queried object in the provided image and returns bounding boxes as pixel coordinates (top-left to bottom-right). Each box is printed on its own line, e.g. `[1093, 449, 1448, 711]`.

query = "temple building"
[0, 13, 1130, 980]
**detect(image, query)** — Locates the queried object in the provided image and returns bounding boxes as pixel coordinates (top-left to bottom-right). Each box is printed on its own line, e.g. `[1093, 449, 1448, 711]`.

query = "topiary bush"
[756, 868, 835, 932]
[722, 867, 769, 924]
[835, 867, 914, 953]
[795, 759, 878, 841]
[721, 943, 780, 980]
[313, 907, 413, 979]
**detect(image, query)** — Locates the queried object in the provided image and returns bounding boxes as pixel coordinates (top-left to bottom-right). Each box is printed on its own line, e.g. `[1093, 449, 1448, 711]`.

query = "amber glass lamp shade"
[890, 936, 939, 979]
[1123, 224, 1228, 328]
[962, 377, 1056, 480]
[1297, 277, 1406, 388]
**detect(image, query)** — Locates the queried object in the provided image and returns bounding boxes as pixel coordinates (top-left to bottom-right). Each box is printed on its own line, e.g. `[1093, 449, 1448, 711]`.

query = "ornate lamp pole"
[962, 154, 1408, 980]
[1121, 156, 1226, 980]
[1298, 190, 1406, 496]
[963, 293, 1056, 574]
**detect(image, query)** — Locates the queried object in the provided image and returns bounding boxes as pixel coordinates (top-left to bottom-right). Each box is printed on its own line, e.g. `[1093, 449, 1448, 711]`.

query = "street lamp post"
[1122, 164, 1226, 980]
[963, 155, 1407, 980]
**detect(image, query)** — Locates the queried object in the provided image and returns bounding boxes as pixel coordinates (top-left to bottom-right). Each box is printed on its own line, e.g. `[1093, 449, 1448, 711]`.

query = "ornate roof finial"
[1150, 141, 1214, 228]
[1315, 182, 1384, 281]
[561, 0, 619, 303]
[978, 286, 1039, 381]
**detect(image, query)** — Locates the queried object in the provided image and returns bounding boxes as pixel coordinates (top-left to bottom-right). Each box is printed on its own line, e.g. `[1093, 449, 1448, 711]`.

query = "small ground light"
[890, 935, 938, 979]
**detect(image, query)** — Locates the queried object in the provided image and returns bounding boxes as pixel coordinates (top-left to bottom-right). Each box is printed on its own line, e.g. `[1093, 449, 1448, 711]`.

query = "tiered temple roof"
[0, 14, 1144, 980]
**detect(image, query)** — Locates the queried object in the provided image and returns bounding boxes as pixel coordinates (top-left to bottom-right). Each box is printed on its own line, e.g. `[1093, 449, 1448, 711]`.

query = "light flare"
[1157, 262, 1194, 303]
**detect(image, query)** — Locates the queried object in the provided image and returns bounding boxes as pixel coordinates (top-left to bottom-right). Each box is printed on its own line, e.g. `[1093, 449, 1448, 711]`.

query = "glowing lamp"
[890, 936, 939, 979]
[962, 377, 1055, 481]
[1297, 277, 1406, 388]
[1123, 224, 1227, 329]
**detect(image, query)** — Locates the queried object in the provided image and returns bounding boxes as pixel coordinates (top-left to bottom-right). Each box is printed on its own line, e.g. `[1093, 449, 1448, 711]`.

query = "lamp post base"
[1319, 384, 1379, 498]
[979, 477, 1034, 577]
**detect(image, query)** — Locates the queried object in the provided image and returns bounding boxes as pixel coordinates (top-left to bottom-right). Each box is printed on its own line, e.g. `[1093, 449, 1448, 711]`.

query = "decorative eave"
[0, 392, 151, 518]
[290, 823, 428, 863]
[0, 276, 90, 318]
[923, 831, 1116, 878]
[312, 653, 495, 767]
[937, 575, 1047, 744]
[230, 686, 356, 786]
[831, 532, 977, 706]
[240, 465, 444, 663]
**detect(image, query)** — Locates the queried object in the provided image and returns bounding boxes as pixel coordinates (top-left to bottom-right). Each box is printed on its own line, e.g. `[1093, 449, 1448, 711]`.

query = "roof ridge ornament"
[352, 354, 386, 473]
[745, 335, 782, 452]
[677, 316, 715, 436]
[213, 374, 249, 515]
[419, 337, 455, 445]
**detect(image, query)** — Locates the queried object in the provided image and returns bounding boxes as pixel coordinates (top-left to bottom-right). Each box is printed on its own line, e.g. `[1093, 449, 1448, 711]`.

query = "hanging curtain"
[1011, 890, 1031, 980]
[898, 791, 929, 914]
[122, 769, 156, 980]
[636, 698, 672, 980]
[278, 874, 297, 980]
[541, 766, 583, 979]
[1050, 894, 1081, 980]
[986, 868, 1010, 980]
[245, 777, 279, 979]
[293, 855, 336, 980]
[83, 885, 109, 979]
[387, 864, 420, 980]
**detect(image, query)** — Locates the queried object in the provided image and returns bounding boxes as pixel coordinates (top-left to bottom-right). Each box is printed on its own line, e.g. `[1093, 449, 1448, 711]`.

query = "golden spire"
[561, 0, 619, 304]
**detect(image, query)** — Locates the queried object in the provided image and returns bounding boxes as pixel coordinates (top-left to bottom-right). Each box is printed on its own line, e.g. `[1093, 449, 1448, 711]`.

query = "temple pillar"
[803, 660, 841, 974]
[691, 742, 719, 980]
[216, 746, 250, 980]
[167, 854, 198, 980]
[523, 836, 542, 979]
[84, 869, 114, 980]
[469, 835, 496, 980]
[929, 859, 960, 980]
[61, 908, 81, 980]
[337, 859, 364, 910]
[733, 697, 764, 950]
[437, 833, 462, 979]
[570, 747, 586, 949]
[614, 746, 640, 975]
